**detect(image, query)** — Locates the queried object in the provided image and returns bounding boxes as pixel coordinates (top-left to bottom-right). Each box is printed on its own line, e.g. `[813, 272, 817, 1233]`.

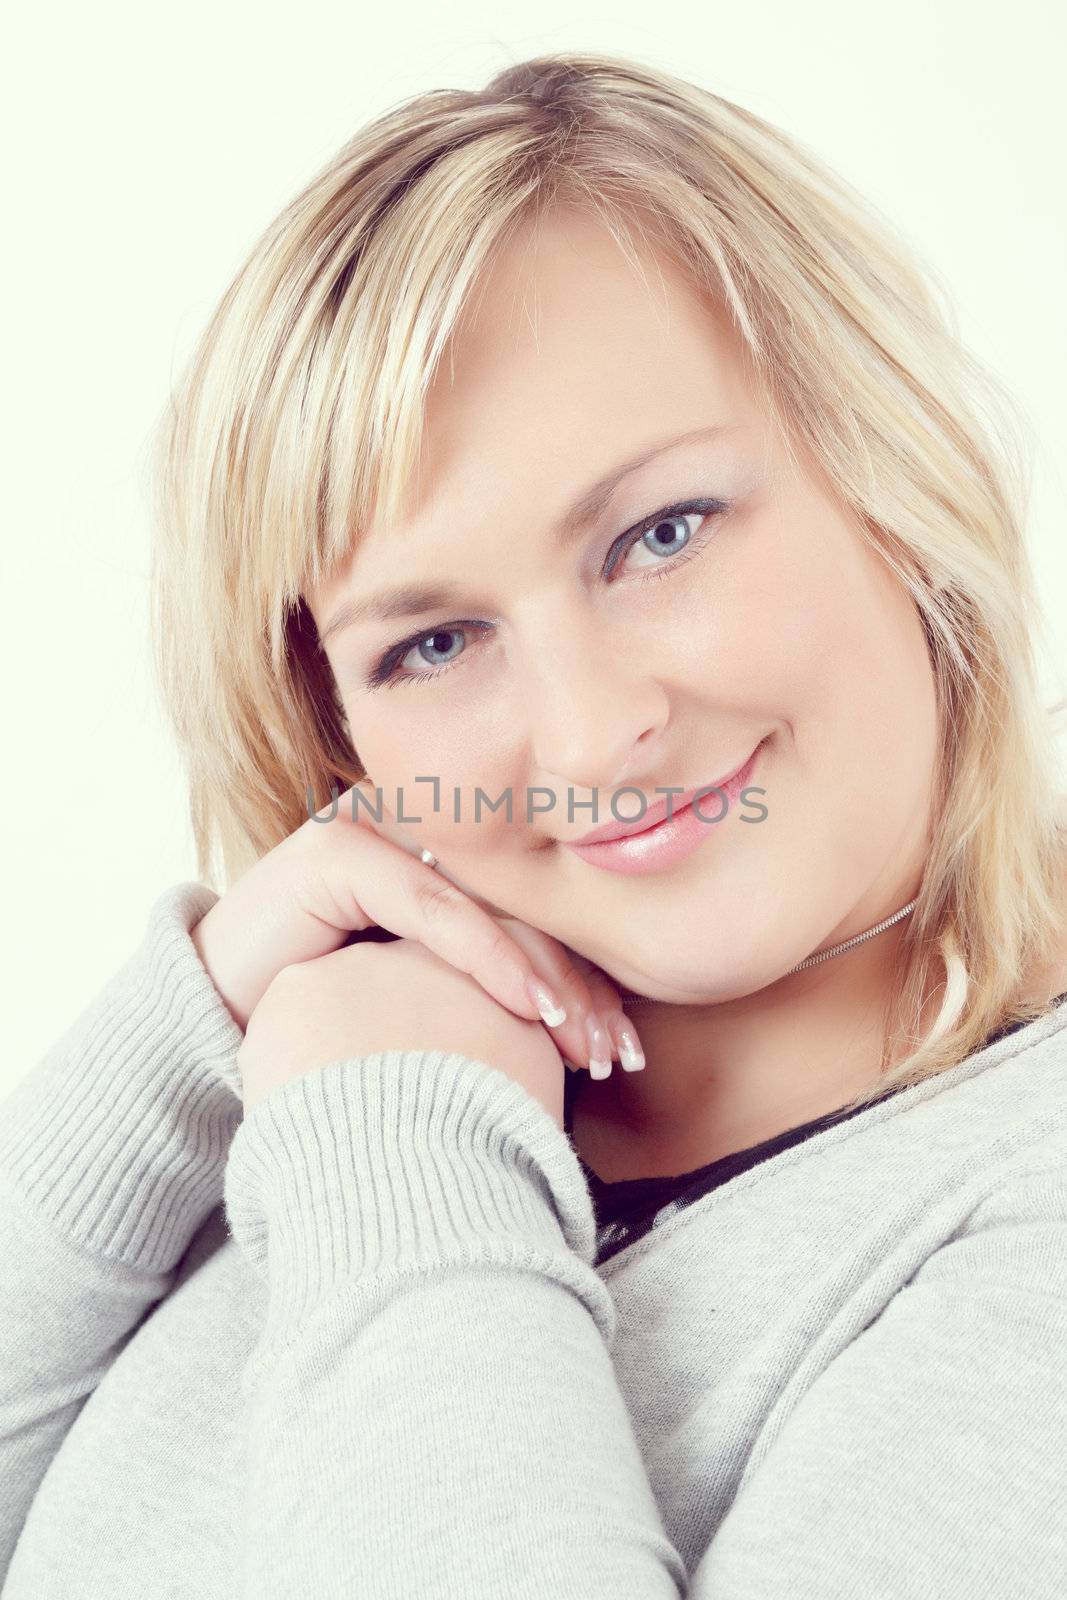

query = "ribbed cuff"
[0, 881, 246, 1273]
[224, 1049, 615, 1359]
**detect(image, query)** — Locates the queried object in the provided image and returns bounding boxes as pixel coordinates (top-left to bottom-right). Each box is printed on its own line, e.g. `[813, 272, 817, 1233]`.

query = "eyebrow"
[318, 421, 736, 641]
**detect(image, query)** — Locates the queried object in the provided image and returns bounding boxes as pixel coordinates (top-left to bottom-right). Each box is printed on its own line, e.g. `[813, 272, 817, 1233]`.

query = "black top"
[563, 991, 1067, 1266]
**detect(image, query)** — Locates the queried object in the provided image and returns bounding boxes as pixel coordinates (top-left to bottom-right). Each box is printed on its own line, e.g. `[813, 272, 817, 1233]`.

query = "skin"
[306, 201, 1067, 1182]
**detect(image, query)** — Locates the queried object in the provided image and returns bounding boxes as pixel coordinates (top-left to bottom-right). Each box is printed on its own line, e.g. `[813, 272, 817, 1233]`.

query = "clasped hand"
[237, 936, 568, 1127]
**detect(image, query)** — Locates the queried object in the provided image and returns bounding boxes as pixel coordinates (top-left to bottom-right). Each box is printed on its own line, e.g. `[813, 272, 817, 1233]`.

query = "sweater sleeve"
[687, 1161, 1067, 1598]
[0, 881, 246, 1580]
[222, 1049, 689, 1599]
[223, 1053, 1067, 1600]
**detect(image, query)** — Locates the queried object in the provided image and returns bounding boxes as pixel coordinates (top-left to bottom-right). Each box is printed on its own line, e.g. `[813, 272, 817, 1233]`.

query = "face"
[307, 203, 939, 1008]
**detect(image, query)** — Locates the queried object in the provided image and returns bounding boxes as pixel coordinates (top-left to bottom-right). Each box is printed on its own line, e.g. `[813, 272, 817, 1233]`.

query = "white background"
[2, 0, 1064, 1095]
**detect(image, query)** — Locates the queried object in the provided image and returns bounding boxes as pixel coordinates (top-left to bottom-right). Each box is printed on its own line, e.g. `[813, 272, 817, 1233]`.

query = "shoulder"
[951, 1054, 1067, 1268]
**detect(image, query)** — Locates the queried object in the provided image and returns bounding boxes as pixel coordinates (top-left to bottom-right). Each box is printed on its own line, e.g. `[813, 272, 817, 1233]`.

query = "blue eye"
[368, 618, 494, 691]
[610, 507, 705, 576]
[404, 628, 466, 672]
[366, 494, 729, 690]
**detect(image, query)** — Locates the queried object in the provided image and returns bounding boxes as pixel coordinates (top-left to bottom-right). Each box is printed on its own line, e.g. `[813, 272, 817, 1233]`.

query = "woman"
[1, 50, 1065, 1598]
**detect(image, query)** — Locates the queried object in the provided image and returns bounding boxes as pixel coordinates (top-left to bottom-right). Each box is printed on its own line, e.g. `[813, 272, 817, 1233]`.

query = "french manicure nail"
[616, 1022, 646, 1072]
[526, 975, 567, 1026]
[585, 1013, 613, 1080]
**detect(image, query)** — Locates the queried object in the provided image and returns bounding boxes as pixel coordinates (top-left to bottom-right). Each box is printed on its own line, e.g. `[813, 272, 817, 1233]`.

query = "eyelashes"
[364, 494, 730, 691]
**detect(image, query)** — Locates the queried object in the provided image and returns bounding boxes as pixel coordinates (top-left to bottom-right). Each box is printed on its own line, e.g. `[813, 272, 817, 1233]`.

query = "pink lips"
[562, 742, 764, 876]
[568, 783, 717, 845]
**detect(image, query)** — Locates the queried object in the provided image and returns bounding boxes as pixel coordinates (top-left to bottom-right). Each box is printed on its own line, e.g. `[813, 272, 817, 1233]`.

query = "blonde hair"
[149, 50, 1067, 1104]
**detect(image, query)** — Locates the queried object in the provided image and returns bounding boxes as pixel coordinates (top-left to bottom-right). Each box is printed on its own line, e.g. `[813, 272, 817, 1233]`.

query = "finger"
[556, 961, 645, 1075]
[500, 922, 600, 1072]
[335, 783, 643, 1068]
[498, 920, 621, 1079]
[318, 808, 565, 1028]
[580, 969, 647, 1073]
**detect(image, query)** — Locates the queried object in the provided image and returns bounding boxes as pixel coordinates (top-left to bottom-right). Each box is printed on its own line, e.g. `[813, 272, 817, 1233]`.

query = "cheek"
[344, 697, 521, 849]
[785, 546, 937, 765]
[695, 494, 939, 832]
[713, 498, 931, 735]
[650, 510, 824, 714]
[760, 536, 939, 868]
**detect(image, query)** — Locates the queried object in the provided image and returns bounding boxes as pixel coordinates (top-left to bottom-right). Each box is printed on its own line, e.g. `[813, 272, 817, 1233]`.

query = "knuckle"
[289, 832, 363, 926]
[413, 872, 468, 924]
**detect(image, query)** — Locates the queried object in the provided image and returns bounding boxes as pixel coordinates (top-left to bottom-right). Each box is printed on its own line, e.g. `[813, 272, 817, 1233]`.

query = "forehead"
[423, 203, 754, 450]
[307, 206, 767, 630]
[379, 208, 762, 552]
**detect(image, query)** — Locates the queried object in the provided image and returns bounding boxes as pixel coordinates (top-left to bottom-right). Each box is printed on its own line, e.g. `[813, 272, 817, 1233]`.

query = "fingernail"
[526, 975, 567, 1026]
[615, 1022, 645, 1072]
[585, 1014, 613, 1080]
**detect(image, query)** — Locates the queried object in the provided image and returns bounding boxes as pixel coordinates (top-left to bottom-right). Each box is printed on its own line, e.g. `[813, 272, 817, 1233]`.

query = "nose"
[519, 615, 670, 799]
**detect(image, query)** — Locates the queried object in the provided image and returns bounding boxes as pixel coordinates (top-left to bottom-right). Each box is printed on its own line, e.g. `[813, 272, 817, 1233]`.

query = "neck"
[571, 897, 930, 1183]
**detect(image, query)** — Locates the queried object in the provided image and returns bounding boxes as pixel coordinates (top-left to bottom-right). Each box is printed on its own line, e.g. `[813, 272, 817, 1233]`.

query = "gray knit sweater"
[1, 880, 1065, 1597]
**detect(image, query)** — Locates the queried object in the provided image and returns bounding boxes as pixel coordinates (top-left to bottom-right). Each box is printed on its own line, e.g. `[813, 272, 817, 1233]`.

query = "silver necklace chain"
[785, 898, 918, 972]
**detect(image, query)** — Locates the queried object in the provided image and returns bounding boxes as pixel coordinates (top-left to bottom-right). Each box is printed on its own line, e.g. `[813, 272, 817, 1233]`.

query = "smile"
[562, 741, 764, 876]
